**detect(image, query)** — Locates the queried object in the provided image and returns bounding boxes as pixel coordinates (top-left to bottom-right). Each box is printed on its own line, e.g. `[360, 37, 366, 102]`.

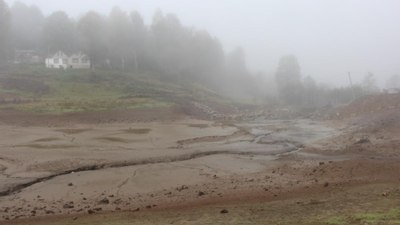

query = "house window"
[62, 58, 68, 64]
[54, 58, 59, 64]
[81, 57, 89, 63]
[72, 58, 79, 63]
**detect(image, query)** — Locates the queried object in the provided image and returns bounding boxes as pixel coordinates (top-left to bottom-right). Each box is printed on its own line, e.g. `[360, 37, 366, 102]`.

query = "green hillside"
[0, 65, 233, 114]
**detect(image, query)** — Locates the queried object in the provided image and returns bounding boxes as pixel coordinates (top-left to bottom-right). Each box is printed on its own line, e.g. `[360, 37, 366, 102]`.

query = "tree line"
[0, 1, 397, 108]
[1, 2, 223, 72]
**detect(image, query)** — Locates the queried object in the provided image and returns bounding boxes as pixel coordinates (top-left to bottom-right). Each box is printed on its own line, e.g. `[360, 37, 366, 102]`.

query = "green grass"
[0, 66, 178, 113]
[0, 65, 235, 114]
[324, 216, 346, 225]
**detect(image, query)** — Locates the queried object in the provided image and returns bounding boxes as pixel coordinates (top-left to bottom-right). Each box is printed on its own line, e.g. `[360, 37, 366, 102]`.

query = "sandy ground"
[0, 93, 399, 224]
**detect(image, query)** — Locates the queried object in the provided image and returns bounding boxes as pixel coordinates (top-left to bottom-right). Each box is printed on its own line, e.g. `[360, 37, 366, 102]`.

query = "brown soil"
[0, 93, 399, 224]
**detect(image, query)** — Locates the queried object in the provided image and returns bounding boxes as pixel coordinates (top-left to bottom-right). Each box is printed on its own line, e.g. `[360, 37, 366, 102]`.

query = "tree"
[275, 55, 304, 106]
[186, 30, 224, 82]
[130, 11, 147, 72]
[78, 11, 106, 69]
[10, 2, 43, 51]
[151, 11, 190, 76]
[0, 0, 10, 62]
[226, 47, 247, 74]
[303, 76, 319, 107]
[107, 7, 134, 70]
[43, 11, 76, 54]
[361, 72, 379, 94]
[385, 75, 400, 90]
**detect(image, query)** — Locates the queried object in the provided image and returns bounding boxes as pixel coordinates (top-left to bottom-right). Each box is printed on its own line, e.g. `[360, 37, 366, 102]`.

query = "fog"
[4, 0, 400, 87]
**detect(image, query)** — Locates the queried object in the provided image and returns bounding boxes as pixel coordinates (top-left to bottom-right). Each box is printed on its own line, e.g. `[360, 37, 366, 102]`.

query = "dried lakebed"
[0, 119, 338, 221]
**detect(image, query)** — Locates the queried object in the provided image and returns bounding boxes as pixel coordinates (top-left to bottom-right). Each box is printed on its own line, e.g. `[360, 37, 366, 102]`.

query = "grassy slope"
[0, 65, 231, 114]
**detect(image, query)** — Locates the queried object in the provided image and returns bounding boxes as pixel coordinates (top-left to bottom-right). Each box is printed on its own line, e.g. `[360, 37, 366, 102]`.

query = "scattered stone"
[198, 191, 206, 196]
[68, 183, 74, 186]
[45, 210, 55, 214]
[63, 202, 74, 209]
[319, 162, 325, 166]
[176, 185, 189, 192]
[220, 209, 229, 214]
[99, 198, 110, 204]
[324, 182, 329, 187]
[355, 137, 370, 144]
[73, 217, 78, 221]
[87, 209, 95, 214]
[113, 198, 122, 204]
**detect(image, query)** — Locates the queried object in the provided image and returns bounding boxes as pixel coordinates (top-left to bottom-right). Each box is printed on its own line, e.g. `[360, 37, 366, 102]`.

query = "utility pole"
[348, 72, 356, 101]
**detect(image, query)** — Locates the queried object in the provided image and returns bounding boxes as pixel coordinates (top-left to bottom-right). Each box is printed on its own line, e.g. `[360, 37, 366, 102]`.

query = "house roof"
[47, 51, 88, 59]
[49, 51, 68, 59]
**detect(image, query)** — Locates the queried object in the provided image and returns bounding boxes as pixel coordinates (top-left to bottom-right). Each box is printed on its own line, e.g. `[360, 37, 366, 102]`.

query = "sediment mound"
[338, 93, 400, 119]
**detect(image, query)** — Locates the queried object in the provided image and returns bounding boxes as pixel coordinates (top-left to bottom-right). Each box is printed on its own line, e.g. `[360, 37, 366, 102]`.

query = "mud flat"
[1, 113, 399, 225]
[0, 117, 341, 220]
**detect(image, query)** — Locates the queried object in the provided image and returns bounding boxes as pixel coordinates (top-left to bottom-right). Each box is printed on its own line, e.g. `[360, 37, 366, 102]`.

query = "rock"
[176, 185, 189, 192]
[98, 198, 110, 204]
[68, 183, 74, 186]
[198, 191, 206, 196]
[45, 210, 55, 214]
[87, 209, 95, 214]
[355, 137, 370, 144]
[63, 202, 74, 209]
[324, 182, 329, 187]
[220, 209, 229, 214]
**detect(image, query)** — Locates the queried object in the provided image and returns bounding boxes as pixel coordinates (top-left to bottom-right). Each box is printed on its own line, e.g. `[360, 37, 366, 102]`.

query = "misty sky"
[5, 0, 400, 87]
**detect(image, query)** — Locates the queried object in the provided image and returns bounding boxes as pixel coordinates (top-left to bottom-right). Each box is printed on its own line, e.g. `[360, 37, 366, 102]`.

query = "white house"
[45, 51, 90, 69]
